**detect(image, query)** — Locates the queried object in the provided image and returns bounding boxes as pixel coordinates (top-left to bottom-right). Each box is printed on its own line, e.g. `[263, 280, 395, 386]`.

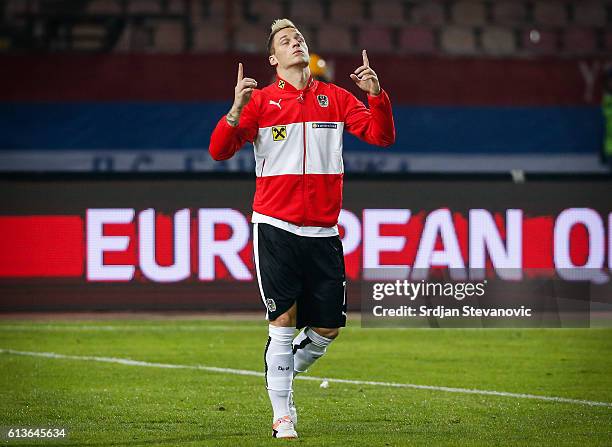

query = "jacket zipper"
[300, 91, 307, 226]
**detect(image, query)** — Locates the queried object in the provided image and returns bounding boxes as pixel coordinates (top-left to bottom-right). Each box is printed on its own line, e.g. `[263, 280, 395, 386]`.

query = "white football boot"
[272, 415, 298, 439]
[288, 391, 298, 427]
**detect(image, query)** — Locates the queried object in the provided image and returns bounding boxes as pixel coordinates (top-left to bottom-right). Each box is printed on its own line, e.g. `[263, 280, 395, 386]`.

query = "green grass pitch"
[1, 318, 611, 446]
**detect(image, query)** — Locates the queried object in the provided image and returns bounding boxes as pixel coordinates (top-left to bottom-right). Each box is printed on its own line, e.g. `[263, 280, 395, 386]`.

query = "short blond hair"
[267, 18, 298, 55]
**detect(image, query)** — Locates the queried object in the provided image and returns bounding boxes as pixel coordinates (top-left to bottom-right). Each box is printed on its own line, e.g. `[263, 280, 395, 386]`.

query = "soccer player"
[209, 18, 395, 439]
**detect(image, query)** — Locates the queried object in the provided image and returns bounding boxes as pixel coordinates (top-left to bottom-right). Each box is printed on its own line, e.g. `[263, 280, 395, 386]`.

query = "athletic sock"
[265, 325, 295, 421]
[292, 327, 334, 376]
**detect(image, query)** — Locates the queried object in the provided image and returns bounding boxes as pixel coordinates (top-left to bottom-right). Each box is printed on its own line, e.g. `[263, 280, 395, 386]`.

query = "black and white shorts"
[253, 222, 347, 329]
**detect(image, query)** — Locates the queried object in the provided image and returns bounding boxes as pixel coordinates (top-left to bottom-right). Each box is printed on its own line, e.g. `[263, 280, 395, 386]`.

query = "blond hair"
[267, 18, 298, 55]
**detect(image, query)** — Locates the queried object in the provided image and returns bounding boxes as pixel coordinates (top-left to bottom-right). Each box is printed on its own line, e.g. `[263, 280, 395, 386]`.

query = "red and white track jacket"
[209, 75, 395, 228]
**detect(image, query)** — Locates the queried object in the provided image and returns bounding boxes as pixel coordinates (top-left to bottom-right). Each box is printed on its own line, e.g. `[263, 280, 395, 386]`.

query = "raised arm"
[209, 63, 260, 161]
[344, 50, 395, 147]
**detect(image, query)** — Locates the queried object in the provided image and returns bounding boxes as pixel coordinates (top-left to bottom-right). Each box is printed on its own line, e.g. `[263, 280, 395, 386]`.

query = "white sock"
[265, 325, 295, 421]
[292, 327, 333, 376]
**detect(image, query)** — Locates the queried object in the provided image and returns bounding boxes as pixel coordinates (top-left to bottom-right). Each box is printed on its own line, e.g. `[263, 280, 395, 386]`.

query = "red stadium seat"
[358, 25, 393, 53]
[492, 1, 527, 26]
[317, 26, 353, 53]
[481, 26, 516, 55]
[237, 0, 284, 24]
[234, 23, 268, 53]
[191, 0, 230, 52]
[440, 26, 477, 54]
[192, 0, 228, 24]
[154, 22, 185, 53]
[371, 0, 406, 25]
[563, 27, 598, 54]
[288, 0, 326, 26]
[452, 1, 487, 26]
[574, 1, 607, 27]
[193, 23, 230, 52]
[399, 26, 436, 54]
[533, 1, 568, 26]
[329, 0, 365, 25]
[410, 1, 446, 26]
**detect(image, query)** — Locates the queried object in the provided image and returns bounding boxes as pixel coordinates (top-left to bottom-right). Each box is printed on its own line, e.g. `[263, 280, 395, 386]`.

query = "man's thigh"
[297, 235, 347, 329]
[253, 223, 304, 320]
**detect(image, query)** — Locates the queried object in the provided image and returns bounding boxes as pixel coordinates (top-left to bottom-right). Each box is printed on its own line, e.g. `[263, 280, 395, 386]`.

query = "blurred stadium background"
[0, 1, 610, 311]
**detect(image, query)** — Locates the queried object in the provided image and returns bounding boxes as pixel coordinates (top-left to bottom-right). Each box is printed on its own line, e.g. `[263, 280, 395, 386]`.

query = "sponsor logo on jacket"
[272, 126, 287, 141]
[312, 122, 338, 129]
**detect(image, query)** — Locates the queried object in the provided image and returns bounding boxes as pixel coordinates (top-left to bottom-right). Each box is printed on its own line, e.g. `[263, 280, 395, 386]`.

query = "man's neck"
[277, 66, 311, 90]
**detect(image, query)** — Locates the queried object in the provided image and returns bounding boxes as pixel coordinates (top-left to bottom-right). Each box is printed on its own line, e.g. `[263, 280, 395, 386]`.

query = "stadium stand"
[317, 25, 353, 53]
[398, 25, 436, 54]
[492, 1, 527, 26]
[481, 26, 516, 55]
[441, 25, 478, 54]
[0, 0, 609, 174]
[533, 1, 568, 27]
[87, 0, 123, 14]
[238, 0, 284, 24]
[370, 0, 405, 25]
[564, 26, 598, 55]
[410, 1, 447, 26]
[357, 25, 394, 53]
[1, 0, 609, 56]
[128, 0, 162, 14]
[606, 28, 612, 51]
[574, 1, 607, 27]
[288, 0, 325, 26]
[452, 1, 487, 26]
[329, 0, 365, 25]
[234, 23, 267, 53]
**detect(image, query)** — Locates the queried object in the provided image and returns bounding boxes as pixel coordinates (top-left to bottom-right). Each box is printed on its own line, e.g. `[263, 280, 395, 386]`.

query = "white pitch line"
[0, 325, 264, 332]
[1, 325, 610, 332]
[1, 349, 611, 409]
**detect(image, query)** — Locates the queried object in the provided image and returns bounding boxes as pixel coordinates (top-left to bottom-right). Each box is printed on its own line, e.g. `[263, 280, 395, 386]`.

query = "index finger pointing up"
[362, 49, 369, 67]
[237, 62, 244, 83]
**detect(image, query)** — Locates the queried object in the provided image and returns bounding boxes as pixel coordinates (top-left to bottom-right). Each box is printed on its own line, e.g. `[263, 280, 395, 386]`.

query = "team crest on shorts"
[266, 298, 277, 312]
[317, 95, 329, 107]
[272, 125, 287, 141]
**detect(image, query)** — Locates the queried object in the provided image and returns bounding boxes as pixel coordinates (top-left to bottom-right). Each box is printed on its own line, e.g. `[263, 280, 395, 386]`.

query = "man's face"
[269, 28, 309, 70]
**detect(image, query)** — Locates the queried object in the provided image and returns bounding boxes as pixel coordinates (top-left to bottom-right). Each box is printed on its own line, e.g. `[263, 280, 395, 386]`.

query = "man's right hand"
[227, 63, 257, 127]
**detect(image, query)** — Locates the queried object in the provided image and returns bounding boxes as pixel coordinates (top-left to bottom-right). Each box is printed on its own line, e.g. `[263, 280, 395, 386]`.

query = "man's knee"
[311, 327, 340, 339]
[270, 303, 297, 327]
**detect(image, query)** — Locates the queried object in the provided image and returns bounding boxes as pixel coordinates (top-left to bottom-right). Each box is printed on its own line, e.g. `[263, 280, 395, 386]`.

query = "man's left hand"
[350, 49, 381, 96]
